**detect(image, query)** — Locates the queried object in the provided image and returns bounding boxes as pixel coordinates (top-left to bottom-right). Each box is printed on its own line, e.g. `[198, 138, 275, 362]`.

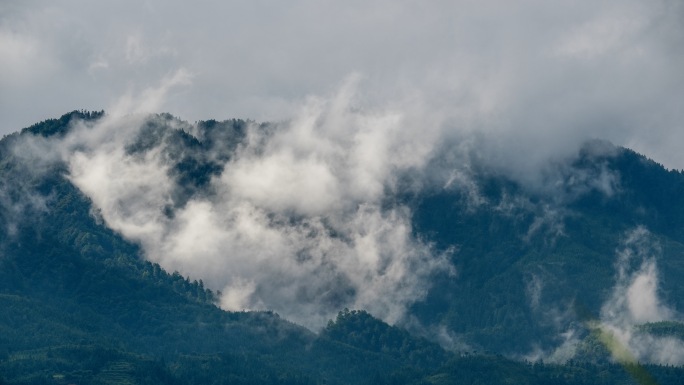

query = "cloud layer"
[2, 0, 684, 169]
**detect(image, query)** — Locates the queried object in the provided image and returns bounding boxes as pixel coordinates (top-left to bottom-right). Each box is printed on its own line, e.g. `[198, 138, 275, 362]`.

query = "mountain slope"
[0, 111, 455, 384]
[1, 113, 316, 383]
[2, 111, 684, 383]
[410, 140, 684, 354]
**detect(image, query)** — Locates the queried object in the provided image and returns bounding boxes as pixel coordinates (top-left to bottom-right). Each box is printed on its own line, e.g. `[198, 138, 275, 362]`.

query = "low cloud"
[595, 227, 684, 365]
[525, 226, 684, 365]
[602, 227, 673, 326]
[35, 77, 454, 329]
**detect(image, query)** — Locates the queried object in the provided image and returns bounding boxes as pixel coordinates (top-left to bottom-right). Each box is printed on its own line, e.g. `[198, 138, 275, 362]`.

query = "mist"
[593, 227, 684, 365]
[20, 76, 457, 329]
[10, 68, 670, 337]
[4, 0, 684, 353]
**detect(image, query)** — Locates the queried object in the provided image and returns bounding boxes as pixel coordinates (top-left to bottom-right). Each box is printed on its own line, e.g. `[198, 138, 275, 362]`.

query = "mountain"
[2, 111, 684, 384]
[2, 112, 456, 384]
[411, 140, 684, 354]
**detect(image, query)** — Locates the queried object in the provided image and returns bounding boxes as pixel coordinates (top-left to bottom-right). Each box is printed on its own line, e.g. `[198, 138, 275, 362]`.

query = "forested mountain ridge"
[410, 137, 684, 355]
[2, 113, 307, 383]
[1, 111, 453, 384]
[2, 111, 684, 384]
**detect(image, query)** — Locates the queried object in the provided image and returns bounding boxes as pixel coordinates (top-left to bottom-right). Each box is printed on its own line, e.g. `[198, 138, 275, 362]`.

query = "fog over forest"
[2, 1, 684, 377]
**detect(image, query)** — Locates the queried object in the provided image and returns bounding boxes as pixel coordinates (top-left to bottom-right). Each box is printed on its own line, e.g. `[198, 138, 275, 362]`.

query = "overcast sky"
[2, 0, 683, 168]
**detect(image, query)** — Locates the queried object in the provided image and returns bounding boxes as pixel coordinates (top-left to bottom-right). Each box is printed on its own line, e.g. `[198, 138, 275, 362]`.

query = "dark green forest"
[2, 111, 684, 384]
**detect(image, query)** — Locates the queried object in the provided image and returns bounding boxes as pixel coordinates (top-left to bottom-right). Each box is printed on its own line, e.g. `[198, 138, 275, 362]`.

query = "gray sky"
[2, 0, 683, 169]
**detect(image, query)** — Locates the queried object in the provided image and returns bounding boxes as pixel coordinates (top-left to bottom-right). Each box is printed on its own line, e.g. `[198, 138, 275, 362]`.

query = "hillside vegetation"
[2, 111, 684, 384]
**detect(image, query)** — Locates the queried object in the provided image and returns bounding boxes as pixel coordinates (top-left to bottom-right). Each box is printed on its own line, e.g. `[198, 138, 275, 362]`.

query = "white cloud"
[38, 77, 454, 330]
[601, 227, 672, 325]
[526, 226, 684, 365]
[596, 227, 684, 365]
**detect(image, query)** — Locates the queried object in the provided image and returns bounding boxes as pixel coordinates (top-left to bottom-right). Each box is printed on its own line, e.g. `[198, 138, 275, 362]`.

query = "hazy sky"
[2, 0, 683, 168]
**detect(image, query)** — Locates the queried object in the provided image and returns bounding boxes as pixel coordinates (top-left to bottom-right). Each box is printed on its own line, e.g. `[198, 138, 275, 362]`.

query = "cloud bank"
[2, 0, 684, 170]
[33, 76, 452, 329]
